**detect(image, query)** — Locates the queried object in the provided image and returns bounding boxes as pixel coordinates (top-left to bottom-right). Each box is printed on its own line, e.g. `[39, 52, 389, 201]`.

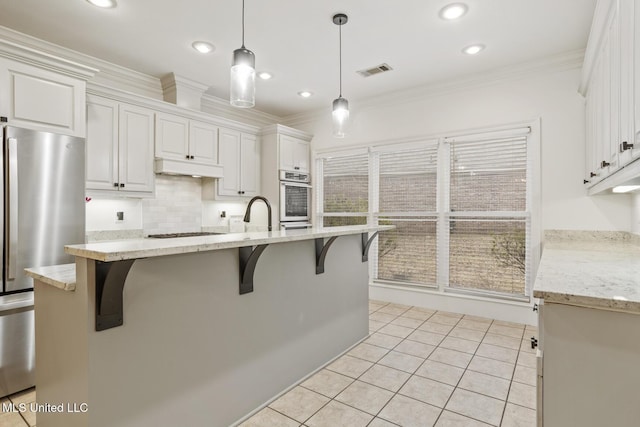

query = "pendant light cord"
[241, 0, 246, 48]
[339, 22, 342, 97]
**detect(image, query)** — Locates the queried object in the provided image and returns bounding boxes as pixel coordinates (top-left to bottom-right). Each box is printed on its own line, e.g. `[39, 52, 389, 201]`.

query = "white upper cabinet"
[582, 0, 640, 189]
[86, 96, 119, 191]
[0, 57, 87, 137]
[86, 95, 154, 195]
[217, 127, 260, 198]
[155, 112, 189, 161]
[279, 134, 310, 173]
[189, 120, 218, 164]
[155, 112, 219, 165]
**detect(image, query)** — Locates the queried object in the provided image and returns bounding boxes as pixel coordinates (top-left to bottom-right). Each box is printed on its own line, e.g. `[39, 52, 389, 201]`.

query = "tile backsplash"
[85, 175, 264, 239]
[142, 175, 202, 235]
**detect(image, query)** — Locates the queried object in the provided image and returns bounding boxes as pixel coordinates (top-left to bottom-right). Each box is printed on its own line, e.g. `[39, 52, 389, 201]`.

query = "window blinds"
[321, 153, 369, 226]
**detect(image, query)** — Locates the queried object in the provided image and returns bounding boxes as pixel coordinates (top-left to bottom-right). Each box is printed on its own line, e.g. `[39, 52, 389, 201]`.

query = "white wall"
[295, 66, 632, 232]
[632, 193, 640, 235]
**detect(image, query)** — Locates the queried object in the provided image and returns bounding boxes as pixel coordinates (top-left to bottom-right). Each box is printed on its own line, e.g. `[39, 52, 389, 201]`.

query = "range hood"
[154, 158, 224, 178]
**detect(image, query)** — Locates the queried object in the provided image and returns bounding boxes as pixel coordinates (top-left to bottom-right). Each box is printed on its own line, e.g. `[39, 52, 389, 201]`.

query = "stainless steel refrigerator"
[0, 126, 85, 398]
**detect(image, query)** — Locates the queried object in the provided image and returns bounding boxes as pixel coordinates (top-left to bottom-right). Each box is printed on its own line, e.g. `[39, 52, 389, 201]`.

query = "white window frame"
[314, 119, 541, 303]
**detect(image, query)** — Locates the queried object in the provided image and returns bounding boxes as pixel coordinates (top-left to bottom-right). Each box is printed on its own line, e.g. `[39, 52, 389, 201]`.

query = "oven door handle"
[280, 182, 312, 189]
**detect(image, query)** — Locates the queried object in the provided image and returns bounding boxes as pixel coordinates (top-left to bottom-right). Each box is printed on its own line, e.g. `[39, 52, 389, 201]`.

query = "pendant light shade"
[332, 13, 349, 138]
[230, 0, 255, 108]
[332, 96, 349, 138]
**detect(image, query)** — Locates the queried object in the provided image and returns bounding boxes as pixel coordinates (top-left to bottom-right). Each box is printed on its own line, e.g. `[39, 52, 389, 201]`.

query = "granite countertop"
[66, 225, 394, 262]
[533, 231, 640, 313]
[25, 263, 76, 291]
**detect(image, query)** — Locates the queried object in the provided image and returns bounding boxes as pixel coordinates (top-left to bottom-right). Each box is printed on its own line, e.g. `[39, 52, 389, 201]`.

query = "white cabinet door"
[155, 112, 189, 161]
[189, 120, 218, 165]
[119, 103, 155, 193]
[240, 133, 260, 197]
[0, 57, 86, 137]
[86, 96, 119, 191]
[279, 135, 310, 172]
[218, 127, 242, 196]
[606, 4, 620, 173]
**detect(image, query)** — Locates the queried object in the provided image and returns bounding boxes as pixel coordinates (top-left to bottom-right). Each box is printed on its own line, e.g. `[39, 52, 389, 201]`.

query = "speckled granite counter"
[66, 225, 392, 262]
[533, 230, 640, 313]
[25, 263, 76, 291]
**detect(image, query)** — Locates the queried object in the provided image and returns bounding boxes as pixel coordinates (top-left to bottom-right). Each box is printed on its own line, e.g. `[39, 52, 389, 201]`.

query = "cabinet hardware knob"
[620, 141, 634, 152]
[533, 303, 538, 312]
[294, 166, 300, 170]
[583, 179, 590, 184]
[590, 172, 597, 178]
[113, 182, 119, 187]
[530, 336, 538, 349]
[601, 160, 611, 168]
[186, 155, 190, 159]
[120, 183, 125, 188]
[191, 155, 195, 159]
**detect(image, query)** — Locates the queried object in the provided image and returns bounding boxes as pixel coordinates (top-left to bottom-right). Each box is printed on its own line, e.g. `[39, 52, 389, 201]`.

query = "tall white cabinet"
[260, 124, 313, 228]
[582, 0, 640, 191]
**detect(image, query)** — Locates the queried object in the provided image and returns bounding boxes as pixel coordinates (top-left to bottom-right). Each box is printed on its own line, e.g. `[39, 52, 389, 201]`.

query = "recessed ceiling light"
[439, 3, 468, 20]
[298, 91, 313, 98]
[258, 72, 273, 80]
[463, 44, 485, 55]
[86, 0, 117, 8]
[192, 41, 215, 54]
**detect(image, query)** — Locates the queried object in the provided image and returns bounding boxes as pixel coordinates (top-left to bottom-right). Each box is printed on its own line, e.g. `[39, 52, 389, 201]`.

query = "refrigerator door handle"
[6, 137, 18, 280]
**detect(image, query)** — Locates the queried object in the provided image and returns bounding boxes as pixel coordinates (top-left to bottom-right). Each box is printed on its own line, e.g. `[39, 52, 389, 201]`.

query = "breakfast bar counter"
[28, 225, 392, 427]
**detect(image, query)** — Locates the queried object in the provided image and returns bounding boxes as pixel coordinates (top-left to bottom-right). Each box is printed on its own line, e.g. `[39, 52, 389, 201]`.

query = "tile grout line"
[263, 302, 532, 427]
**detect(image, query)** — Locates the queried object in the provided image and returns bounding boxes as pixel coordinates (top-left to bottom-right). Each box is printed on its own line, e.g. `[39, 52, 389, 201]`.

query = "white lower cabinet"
[537, 302, 640, 426]
[86, 95, 154, 195]
[216, 127, 259, 198]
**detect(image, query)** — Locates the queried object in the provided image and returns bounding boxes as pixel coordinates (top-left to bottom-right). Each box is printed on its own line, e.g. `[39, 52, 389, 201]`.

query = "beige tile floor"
[240, 300, 538, 427]
[2, 300, 537, 427]
[1, 387, 36, 427]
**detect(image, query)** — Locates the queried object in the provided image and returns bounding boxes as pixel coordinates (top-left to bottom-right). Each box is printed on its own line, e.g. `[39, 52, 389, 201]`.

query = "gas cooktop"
[147, 232, 225, 239]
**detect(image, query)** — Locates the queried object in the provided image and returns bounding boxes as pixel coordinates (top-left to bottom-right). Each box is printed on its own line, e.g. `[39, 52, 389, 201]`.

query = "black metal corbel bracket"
[315, 236, 339, 274]
[361, 231, 380, 262]
[95, 259, 136, 331]
[239, 244, 269, 294]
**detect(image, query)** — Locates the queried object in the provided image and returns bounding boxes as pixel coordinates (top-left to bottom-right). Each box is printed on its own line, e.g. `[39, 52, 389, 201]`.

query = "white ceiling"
[0, 0, 596, 117]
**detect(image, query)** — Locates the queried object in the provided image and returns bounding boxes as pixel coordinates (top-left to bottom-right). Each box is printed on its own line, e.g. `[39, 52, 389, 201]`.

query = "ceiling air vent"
[356, 63, 393, 77]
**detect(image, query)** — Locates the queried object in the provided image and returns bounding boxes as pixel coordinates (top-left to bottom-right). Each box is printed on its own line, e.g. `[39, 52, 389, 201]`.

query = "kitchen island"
[533, 231, 640, 427]
[26, 225, 392, 427]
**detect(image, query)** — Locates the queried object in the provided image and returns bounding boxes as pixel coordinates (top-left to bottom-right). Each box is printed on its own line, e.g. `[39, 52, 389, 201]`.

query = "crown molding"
[0, 38, 98, 80]
[283, 49, 585, 128]
[261, 124, 313, 140]
[0, 25, 163, 99]
[201, 93, 282, 127]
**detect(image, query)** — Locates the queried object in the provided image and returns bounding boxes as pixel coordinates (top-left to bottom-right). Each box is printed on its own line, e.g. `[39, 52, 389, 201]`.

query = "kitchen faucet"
[243, 196, 272, 231]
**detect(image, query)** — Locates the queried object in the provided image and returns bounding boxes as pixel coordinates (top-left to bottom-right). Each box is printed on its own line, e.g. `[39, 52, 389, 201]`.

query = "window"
[446, 133, 530, 297]
[373, 143, 439, 287]
[318, 152, 369, 226]
[317, 124, 537, 300]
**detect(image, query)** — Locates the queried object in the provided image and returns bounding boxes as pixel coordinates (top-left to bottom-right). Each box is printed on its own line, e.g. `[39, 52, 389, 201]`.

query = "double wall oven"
[279, 170, 312, 229]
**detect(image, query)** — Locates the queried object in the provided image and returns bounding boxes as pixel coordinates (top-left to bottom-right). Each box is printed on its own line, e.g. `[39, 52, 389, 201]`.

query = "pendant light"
[332, 13, 349, 138]
[230, 0, 255, 108]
